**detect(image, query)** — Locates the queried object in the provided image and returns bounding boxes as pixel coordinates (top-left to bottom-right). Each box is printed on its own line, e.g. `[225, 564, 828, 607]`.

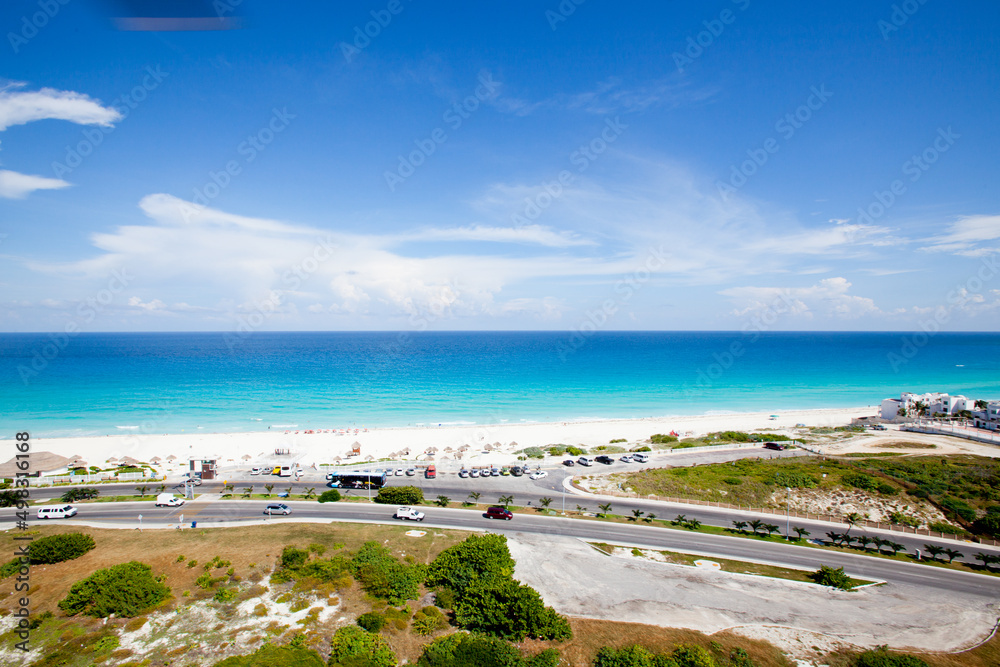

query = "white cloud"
[0, 82, 122, 131]
[919, 215, 1000, 256]
[0, 169, 70, 199]
[398, 224, 594, 247]
[127, 296, 167, 311]
[493, 77, 716, 117]
[720, 277, 881, 320]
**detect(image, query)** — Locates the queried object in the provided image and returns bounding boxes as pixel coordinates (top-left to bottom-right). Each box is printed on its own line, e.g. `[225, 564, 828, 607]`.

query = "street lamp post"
[785, 487, 791, 540]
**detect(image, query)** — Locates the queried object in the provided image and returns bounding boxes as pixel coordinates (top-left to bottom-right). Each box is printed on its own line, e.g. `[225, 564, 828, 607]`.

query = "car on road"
[37, 505, 76, 519]
[632, 453, 649, 463]
[485, 506, 513, 520]
[405, 468, 416, 476]
[394, 506, 425, 521]
[763, 442, 787, 451]
[179, 475, 202, 486]
[528, 470, 548, 480]
[250, 467, 264, 475]
[594, 455, 614, 464]
[619, 454, 634, 462]
[264, 503, 291, 515]
[562, 459, 575, 467]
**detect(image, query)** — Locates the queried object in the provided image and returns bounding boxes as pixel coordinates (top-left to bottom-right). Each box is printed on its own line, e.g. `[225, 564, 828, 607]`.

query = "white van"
[632, 453, 649, 463]
[155, 493, 185, 507]
[278, 465, 293, 477]
[37, 505, 77, 519]
[577, 457, 593, 467]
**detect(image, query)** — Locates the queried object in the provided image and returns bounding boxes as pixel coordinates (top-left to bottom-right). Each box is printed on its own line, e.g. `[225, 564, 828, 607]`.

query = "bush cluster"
[418, 632, 560, 667]
[318, 489, 341, 503]
[809, 565, 855, 590]
[650, 434, 678, 444]
[213, 644, 325, 667]
[351, 541, 426, 604]
[852, 646, 929, 667]
[59, 561, 169, 617]
[0, 532, 96, 578]
[427, 534, 571, 642]
[272, 545, 352, 586]
[593, 643, 723, 667]
[374, 486, 424, 505]
[329, 625, 396, 667]
[357, 611, 386, 632]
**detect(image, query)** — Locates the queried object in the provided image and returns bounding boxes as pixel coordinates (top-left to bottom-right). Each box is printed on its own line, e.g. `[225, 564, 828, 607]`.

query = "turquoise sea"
[0, 332, 998, 438]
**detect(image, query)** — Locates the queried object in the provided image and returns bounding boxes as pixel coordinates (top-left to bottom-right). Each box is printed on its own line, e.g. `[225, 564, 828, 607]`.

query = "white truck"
[393, 506, 425, 521]
[155, 493, 185, 507]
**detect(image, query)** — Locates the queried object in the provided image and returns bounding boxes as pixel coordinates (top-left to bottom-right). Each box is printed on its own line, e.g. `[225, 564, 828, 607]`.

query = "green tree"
[468, 491, 482, 504]
[972, 513, 1000, 537]
[923, 545, 944, 562]
[539, 497, 553, 509]
[264, 484, 274, 497]
[242, 486, 253, 498]
[748, 519, 764, 536]
[356, 611, 386, 633]
[374, 486, 424, 505]
[973, 552, 996, 570]
[631, 509, 644, 521]
[844, 512, 863, 538]
[941, 547, 963, 564]
[887, 542, 907, 556]
[426, 534, 515, 596]
[763, 523, 780, 537]
[59, 561, 169, 617]
[303, 487, 317, 499]
[351, 541, 426, 604]
[135, 485, 149, 497]
[732, 520, 748, 534]
[498, 495, 514, 509]
[328, 625, 396, 667]
[684, 518, 702, 531]
[453, 577, 571, 641]
[222, 484, 234, 497]
[28, 533, 96, 564]
[598, 503, 613, 517]
[793, 527, 810, 541]
[436, 495, 451, 507]
[319, 489, 342, 503]
[644, 513, 656, 523]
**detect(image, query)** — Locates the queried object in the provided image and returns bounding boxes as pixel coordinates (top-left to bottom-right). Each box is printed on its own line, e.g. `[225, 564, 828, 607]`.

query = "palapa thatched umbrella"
[150, 456, 162, 463]
[483, 443, 493, 451]
[444, 446, 454, 453]
[458, 445, 470, 451]
[493, 441, 502, 448]
[333, 456, 342, 462]
[508, 441, 518, 449]
[120, 456, 141, 465]
[106, 456, 119, 463]
[166, 455, 177, 462]
[241, 454, 251, 461]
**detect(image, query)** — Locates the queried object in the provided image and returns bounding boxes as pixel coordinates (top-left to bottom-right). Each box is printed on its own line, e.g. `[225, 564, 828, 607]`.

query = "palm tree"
[764, 524, 780, 538]
[576, 505, 587, 513]
[284, 486, 293, 497]
[924, 544, 944, 562]
[942, 547, 964, 564]
[732, 520, 749, 534]
[793, 527, 810, 541]
[685, 518, 702, 530]
[242, 486, 253, 498]
[973, 552, 996, 570]
[135, 485, 149, 497]
[826, 531, 844, 546]
[468, 491, 481, 505]
[303, 487, 316, 499]
[498, 495, 513, 508]
[887, 541, 906, 556]
[844, 512, 862, 538]
[539, 497, 553, 509]
[222, 483, 234, 497]
[855, 535, 873, 551]
[645, 513, 656, 523]
[871, 536, 885, 554]
[598, 502, 613, 517]
[673, 514, 687, 525]
[631, 509, 644, 521]
[156, 484, 166, 494]
[264, 484, 274, 497]
[436, 495, 450, 507]
[748, 519, 765, 536]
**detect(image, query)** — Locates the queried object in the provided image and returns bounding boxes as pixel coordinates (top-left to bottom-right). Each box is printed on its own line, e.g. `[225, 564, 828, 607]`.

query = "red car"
[485, 506, 513, 520]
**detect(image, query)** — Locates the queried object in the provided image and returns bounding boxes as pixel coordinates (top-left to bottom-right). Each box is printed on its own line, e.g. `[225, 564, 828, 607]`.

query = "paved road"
[6, 500, 998, 600]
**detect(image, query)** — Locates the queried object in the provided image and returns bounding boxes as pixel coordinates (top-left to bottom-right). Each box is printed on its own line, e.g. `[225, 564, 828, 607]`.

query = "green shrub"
[809, 565, 855, 590]
[852, 646, 930, 667]
[940, 496, 976, 522]
[25, 532, 96, 564]
[594, 643, 718, 667]
[357, 611, 386, 632]
[928, 521, 960, 534]
[843, 473, 878, 491]
[212, 643, 325, 667]
[630, 446, 652, 452]
[610, 439, 626, 444]
[328, 625, 396, 667]
[418, 632, 557, 667]
[351, 541, 426, 604]
[435, 588, 456, 609]
[650, 434, 678, 444]
[59, 561, 169, 617]
[876, 482, 898, 495]
[213, 587, 238, 603]
[318, 489, 341, 503]
[454, 577, 571, 641]
[522, 447, 545, 459]
[412, 606, 449, 635]
[545, 445, 566, 456]
[565, 446, 584, 456]
[426, 534, 514, 596]
[973, 513, 1000, 537]
[374, 486, 424, 505]
[187, 559, 198, 568]
[723, 477, 741, 486]
[196, 572, 216, 589]
[280, 545, 310, 571]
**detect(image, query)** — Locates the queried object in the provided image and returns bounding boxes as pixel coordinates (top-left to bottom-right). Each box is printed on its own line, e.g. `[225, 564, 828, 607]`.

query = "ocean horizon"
[1, 331, 998, 438]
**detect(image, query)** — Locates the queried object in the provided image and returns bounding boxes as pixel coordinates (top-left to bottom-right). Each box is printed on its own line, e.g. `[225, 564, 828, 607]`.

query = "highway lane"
[7, 500, 998, 600]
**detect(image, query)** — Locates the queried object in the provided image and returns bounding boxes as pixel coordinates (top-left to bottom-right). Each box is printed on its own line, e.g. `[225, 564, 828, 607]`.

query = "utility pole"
[785, 487, 790, 540]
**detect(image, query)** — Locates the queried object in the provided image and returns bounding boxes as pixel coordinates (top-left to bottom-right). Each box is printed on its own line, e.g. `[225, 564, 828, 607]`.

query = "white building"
[974, 401, 1000, 431]
[880, 392, 970, 420]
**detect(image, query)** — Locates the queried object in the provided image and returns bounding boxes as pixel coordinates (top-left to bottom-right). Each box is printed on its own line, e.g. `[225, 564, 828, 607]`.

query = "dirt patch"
[776, 487, 948, 529]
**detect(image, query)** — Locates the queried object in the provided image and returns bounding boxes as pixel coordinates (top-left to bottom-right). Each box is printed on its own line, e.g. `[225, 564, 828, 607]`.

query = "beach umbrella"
[150, 456, 162, 463]
[493, 441, 502, 448]
[444, 446, 454, 452]
[458, 445, 470, 451]
[483, 443, 493, 451]
[166, 455, 177, 461]
[508, 441, 518, 448]
[106, 457, 118, 463]
[333, 456, 342, 462]
[120, 456, 141, 465]
[241, 454, 251, 461]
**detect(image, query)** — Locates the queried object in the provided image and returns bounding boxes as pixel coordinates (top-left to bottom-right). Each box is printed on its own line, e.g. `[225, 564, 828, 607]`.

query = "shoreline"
[15, 406, 876, 471]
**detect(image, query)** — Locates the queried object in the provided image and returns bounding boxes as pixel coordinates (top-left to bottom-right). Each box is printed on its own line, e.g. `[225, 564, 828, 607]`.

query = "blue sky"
[1, 0, 999, 333]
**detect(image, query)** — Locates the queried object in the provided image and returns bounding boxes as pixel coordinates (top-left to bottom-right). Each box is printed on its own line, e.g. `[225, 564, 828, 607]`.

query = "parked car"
[619, 455, 634, 462]
[469, 468, 480, 478]
[500, 467, 511, 476]
[872, 424, 887, 431]
[264, 503, 291, 515]
[485, 506, 513, 520]
[595, 455, 614, 465]
[577, 457, 593, 466]
[490, 468, 501, 477]
[459, 469, 469, 478]
[562, 459, 575, 467]
[37, 505, 76, 519]
[528, 470, 548, 480]
[250, 467, 263, 475]
[511, 465, 524, 476]
[632, 453, 649, 463]
[395, 468, 405, 476]
[406, 468, 416, 476]
[394, 506, 425, 521]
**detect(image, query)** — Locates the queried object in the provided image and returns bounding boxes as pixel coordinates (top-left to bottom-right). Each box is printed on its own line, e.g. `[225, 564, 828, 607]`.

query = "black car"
[595, 455, 614, 464]
[511, 465, 523, 476]
[562, 459, 575, 466]
[763, 442, 787, 451]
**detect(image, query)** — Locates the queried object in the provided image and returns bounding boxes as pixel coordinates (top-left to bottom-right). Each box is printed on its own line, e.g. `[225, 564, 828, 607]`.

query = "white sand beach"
[21, 406, 875, 473]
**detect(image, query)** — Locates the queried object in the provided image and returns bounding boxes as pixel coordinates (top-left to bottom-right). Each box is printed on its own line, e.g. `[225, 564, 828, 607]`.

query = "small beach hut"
[351, 442, 362, 456]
